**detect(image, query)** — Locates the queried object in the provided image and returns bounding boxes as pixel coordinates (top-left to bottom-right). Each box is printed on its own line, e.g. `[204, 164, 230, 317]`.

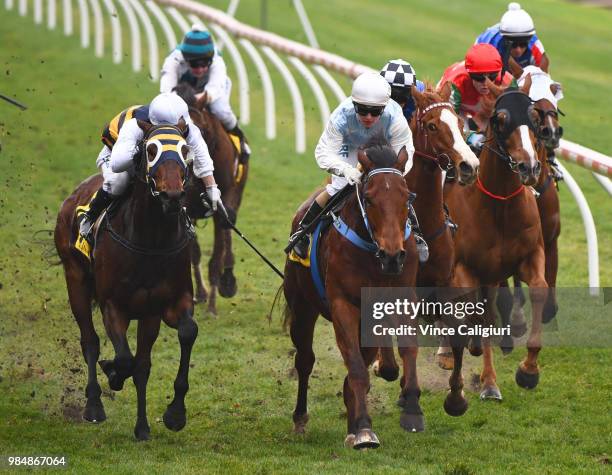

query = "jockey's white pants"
[96, 146, 130, 196]
[209, 77, 237, 131]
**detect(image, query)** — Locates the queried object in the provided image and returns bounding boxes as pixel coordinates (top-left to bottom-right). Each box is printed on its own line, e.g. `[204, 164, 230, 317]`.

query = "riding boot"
[408, 202, 429, 263]
[287, 201, 324, 259]
[229, 124, 251, 163]
[78, 188, 113, 243]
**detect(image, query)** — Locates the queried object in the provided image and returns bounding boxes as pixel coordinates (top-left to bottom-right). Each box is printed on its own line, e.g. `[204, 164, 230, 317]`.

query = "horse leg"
[480, 287, 503, 401]
[132, 317, 161, 441]
[397, 345, 424, 432]
[289, 304, 318, 434]
[516, 250, 548, 389]
[542, 237, 559, 323]
[191, 238, 208, 304]
[64, 262, 105, 423]
[510, 275, 528, 337]
[99, 302, 134, 391]
[444, 335, 469, 416]
[207, 215, 225, 316]
[372, 347, 400, 382]
[496, 280, 515, 354]
[332, 300, 379, 450]
[219, 228, 237, 298]
[163, 309, 199, 432]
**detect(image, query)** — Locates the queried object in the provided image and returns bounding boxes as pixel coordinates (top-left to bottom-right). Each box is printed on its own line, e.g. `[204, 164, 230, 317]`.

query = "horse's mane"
[173, 83, 198, 108]
[363, 133, 397, 168]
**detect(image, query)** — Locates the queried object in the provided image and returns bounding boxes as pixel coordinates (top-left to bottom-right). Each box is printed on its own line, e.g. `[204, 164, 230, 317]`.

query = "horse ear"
[438, 81, 452, 102]
[357, 149, 374, 172]
[137, 119, 152, 134]
[520, 74, 532, 95]
[485, 78, 505, 98]
[396, 146, 409, 172]
[177, 117, 188, 135]
[508, 58, 523, 79]
[495, 110, 509, 131]
[411, 87, 427, 108]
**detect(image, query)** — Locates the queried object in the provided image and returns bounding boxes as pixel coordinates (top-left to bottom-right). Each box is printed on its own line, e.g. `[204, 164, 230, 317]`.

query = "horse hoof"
[515, 367, 540, 389]
[499, 335, 514, 355]
[444, 391, 468, 416]
[435, 352, 454, 370]
[542, 301, 558, 324]
[353, 429, 380, 450]
[134, 424, 151, 441]
[400, 412, 425, 432]
[193, 290, 208, 304]
[372, 361, 399, 382]
[219, 269, 237, 298]
[83, 399, 106, 423]
[293, 413, 309, 434]
[480, 385, 503, 401]
[468, 343, 482, 357]
[344, 433, 356, 448]
[99, 360, 125, 391]
[511, 322, 528, 338]
[163, 406, 187, 432]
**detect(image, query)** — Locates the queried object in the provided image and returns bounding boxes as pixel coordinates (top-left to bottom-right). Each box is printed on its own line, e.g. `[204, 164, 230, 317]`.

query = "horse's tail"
[32, 229, 62, 266]
[267, 284, 289, 328]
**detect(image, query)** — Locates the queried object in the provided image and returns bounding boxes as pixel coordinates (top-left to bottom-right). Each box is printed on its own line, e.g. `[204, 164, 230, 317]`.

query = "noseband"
[414, 101, 455, 171]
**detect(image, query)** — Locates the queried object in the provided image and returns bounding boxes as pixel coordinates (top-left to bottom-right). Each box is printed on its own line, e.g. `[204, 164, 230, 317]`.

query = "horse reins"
[414, 101, 455, 171]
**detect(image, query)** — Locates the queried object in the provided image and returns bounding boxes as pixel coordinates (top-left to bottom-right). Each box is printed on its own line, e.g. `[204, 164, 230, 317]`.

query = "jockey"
[475, 2, 549, 73]
[289, 72, 427, 260]
[160, 25, 250, 162]
[78, 92, 221, 242]
[437, 44, 514, 151]
[379, 59, 426, 122]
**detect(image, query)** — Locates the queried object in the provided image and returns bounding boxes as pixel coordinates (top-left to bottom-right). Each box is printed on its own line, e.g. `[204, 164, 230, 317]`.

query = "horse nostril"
[459, 161, 473, 175]
[517, 162, 529, 174]
[540, 127, 552, 139]
[376, 249, 387, 260]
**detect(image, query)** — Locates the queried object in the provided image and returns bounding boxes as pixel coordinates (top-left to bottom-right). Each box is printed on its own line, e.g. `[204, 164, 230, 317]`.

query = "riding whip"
[0, 93, 27, 110]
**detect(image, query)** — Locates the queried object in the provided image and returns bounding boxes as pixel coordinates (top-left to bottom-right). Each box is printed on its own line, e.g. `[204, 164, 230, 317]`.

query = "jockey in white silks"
[160, 25, 250, 161]
[78, 92, 222, 241]
[289, 71, 427, 260]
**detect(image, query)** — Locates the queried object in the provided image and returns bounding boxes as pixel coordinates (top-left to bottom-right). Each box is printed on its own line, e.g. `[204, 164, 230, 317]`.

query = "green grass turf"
[0, 1, 611, 473]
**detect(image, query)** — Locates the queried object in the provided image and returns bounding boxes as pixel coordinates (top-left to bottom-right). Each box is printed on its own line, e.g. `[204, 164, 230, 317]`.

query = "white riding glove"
[342, 165, 363, 186]
[466, 132, 485, 149]
[206, 184, 222, 211]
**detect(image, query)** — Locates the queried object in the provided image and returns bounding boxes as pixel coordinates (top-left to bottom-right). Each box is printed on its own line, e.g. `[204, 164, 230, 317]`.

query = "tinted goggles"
[353, 102, 385, 117]
[188, 57, 213, 69]
[469, 72, 499, 83]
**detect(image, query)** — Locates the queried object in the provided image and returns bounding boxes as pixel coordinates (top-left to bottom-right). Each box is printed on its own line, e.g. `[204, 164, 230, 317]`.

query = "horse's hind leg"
[444, 336, 469, 416]
[132, 317, 161, 441]
[163, 308, 198, 432]
[510, 275, 528, 337]
[191, 238, 208, 304]
[372, 347, 399, 382]
[496, 280, 515, 354]
[99, 303, 134, 391]
[63, 261, 105, 423]
[480, 287, 503, 401]
[542, 237, 559, 323]
[219, 228, 237, 298]
[289, 303, 318, 434]
[398, 345, 424, 432]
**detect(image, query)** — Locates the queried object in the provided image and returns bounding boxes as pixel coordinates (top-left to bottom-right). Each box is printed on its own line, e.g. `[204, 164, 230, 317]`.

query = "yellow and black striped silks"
[101, 105, 145, 149]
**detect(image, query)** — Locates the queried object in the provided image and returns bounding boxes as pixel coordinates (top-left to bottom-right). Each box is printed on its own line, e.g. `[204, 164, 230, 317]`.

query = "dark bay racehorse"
[497, 70, 563, 351]
[443, 83, 547, 410]
[284, 139, 419, 449]
[174, 84, 249, 316]
[55, 120, 198, 440]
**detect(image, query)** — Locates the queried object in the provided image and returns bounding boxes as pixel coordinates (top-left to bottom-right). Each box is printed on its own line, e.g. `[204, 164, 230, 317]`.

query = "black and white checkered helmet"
[380, 59, 416, 89]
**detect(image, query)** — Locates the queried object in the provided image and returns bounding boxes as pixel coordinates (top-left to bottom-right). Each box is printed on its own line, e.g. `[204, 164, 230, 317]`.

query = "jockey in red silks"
[437, 44, 515, 152]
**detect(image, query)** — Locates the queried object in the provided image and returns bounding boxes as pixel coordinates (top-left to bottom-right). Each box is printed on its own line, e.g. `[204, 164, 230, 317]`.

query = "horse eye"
[427, 123, 437, 132]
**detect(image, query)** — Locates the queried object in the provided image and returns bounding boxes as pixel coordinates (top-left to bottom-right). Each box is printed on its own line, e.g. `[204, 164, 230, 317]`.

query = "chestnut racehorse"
[442, 84, 548, 411]
[55, 121, 198, 440]
[176, 83, 249, 316]
[284, 140, 418, 449]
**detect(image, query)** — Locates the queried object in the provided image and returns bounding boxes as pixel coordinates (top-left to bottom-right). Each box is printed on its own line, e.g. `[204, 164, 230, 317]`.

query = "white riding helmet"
[351, 72, 391, 107]
[500, 2, 535, 37]
[148, 92, 189, 125]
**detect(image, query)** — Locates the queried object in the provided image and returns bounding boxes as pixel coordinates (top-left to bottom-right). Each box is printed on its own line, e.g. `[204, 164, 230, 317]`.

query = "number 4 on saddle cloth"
[74, 190, 109, 261]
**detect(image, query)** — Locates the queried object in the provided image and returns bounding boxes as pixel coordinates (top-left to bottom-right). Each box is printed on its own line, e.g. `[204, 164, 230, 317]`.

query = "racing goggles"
[188, 57, 213, 69]
[469, 72, 499, 83]
[353, 102, 385, 117]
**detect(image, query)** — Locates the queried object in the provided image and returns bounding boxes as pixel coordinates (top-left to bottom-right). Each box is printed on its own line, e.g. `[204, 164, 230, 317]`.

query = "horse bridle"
[414, 101, 456, 172]
[136, 124, 190, 197]
[355, 167, 412, 254]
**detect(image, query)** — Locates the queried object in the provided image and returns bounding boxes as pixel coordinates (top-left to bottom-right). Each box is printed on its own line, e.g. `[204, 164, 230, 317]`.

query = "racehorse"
[175, 83, 249, 316]
[442, 81, 548, 409]
[55, 120, 198, 440]
[284, 138, 419, 449]
[372, 84, 480, 396]
[497, 68, 563, 352]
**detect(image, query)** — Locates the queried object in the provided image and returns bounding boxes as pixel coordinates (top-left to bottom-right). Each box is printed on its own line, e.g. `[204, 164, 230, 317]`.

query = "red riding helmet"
[465, 44, 502, 73]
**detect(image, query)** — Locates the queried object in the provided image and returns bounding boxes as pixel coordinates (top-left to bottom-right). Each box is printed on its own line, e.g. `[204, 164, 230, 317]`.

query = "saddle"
[227, 130, 246, 184]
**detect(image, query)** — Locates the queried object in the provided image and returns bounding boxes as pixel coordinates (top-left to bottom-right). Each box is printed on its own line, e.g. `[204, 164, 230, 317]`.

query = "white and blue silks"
[314, 97, 414, 196]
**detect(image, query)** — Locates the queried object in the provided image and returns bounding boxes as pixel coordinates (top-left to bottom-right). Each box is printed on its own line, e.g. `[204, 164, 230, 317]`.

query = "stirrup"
[292, 233, 310, 259]
[415, 234, 429, 263]
[78, 214, 94, 242]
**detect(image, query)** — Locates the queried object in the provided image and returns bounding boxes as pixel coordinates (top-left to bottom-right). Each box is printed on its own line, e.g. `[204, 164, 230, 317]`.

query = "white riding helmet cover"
[148, 92, 189, 125]
[500, 2, 535, 37]
[351, 72, 391, 107]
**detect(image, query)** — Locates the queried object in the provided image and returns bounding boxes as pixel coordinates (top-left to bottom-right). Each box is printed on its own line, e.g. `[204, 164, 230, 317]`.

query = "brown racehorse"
[497, 71, 563, 351]
[55, 121, 198, 440]
[372, 84, 480, 396]
[442, 82, 548, 411]
[175, 84, 249, 316]
[284, 139, 419, 449]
